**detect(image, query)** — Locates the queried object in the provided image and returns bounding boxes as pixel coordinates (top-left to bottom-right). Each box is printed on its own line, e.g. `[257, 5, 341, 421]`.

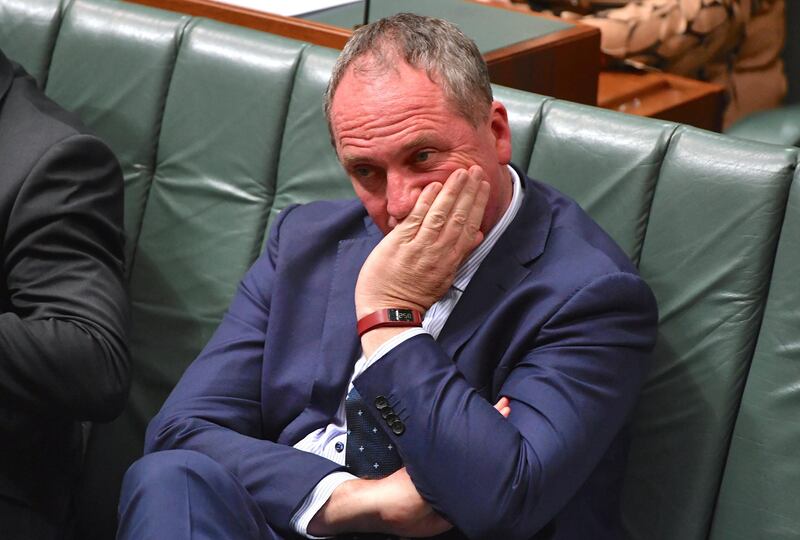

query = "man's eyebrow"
[340, 154, 372, 168]
[400, 135, 436, 154]
[340, 135, 437, 167]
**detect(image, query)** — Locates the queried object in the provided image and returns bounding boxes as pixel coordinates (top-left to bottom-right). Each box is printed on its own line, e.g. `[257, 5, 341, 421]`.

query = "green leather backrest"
[270, 46, 353, 231]
[0, 0, 62, 85]
[526, 101, 671, 263]
[45, 0, 191, 267]
[709, 170, 800, 540]
[516, 91, 797, 539]
[619, 131, 794, 539]
[128, 17, 309, 408]
[1, 1, 799, 539]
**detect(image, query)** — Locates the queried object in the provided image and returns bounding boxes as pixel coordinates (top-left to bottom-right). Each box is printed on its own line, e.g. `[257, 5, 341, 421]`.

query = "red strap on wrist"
[357, 308, 423, 337]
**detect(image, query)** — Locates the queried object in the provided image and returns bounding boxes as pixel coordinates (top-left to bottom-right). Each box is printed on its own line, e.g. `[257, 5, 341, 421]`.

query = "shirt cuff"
[362, 327, 429, 372]
[290, 471, 358, 538]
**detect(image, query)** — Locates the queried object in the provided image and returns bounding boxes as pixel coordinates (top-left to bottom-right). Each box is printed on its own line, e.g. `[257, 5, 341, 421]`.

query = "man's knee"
[121, 449, 262, 514]
[123, 450, 219, 491]
[119, 450, 277, 540]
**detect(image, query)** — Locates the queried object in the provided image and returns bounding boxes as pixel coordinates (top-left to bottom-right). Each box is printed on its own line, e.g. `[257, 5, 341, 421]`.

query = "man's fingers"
[439, 167, 482, 237]
[392, 181, 442, 239]
[465, 179, 490, 246]
[415, 169, 470, 243]
[494, 396, 511, 418]
[399, 166, 486, 251]
[426, 166, 485, 250]
[449, 169, 489, 256]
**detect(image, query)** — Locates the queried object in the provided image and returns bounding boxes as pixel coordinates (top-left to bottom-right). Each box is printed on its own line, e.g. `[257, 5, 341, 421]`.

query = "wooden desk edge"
[128, 0, 353, 48]
[484, 23, 598, 62]
[598, 71, 725, 131]
[125, 0, 600, 104]
[128, 0, 599, 56]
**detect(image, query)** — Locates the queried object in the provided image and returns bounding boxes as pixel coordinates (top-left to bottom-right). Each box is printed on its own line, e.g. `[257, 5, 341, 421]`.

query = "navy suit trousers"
[118, 450, 281, 540]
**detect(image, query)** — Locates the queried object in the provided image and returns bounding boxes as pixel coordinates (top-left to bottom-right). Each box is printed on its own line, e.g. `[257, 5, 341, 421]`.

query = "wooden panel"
[129, 0, 353, 47]
[598, 71, 725, 132]
[125, 0, 600, 105]
[482, 5, 599, 105]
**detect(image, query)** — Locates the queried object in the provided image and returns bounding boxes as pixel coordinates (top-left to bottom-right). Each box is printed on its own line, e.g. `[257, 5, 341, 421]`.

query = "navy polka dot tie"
[345, 387, 403, 479]
[343, 387, 403, 539]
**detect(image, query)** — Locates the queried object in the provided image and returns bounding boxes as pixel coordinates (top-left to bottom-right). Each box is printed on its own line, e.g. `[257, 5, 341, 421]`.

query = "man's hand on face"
[354, 164, 491, 323]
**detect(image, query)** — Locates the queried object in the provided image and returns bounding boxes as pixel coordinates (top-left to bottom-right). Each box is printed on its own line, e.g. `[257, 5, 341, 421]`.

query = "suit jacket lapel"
[307, 217, 381, 421]
[439, 174, 553, 359]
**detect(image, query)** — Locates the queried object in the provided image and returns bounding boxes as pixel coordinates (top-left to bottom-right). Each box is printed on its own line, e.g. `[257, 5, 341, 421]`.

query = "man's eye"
[354, 166, 372, 177]
[415, 151, 431, 163]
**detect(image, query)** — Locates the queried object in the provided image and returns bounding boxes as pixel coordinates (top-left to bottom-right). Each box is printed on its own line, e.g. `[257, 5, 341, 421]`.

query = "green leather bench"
[1, 0, 798, 538]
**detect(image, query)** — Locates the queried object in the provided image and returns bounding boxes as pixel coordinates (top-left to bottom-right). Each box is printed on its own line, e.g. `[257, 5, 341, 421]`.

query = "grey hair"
[324, 13, 493, 134]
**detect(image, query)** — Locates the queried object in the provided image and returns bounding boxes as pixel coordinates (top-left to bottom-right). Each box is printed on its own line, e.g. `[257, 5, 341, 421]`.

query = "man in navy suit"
[118, 13, 657, 540]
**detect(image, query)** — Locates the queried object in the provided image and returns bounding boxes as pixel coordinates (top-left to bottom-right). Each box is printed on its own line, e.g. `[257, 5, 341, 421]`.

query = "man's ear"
[489, 101, 512, 164]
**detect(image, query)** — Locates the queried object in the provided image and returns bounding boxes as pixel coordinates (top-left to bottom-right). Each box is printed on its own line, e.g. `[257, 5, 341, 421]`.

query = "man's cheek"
[363, 202, 391, 233]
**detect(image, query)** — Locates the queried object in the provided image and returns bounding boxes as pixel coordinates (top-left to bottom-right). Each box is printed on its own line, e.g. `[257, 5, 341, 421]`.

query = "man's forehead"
[348, 50, 403, 80]
[332, 62, 443, 115]
[328, 55, 479, 148]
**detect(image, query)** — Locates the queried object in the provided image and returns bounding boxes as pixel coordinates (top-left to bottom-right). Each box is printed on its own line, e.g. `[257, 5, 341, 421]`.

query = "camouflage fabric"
[497, 0, 787, 127]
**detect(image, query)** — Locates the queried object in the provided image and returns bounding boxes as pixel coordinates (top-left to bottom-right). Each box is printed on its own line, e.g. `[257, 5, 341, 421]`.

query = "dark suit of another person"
[0, 49, 129, 540]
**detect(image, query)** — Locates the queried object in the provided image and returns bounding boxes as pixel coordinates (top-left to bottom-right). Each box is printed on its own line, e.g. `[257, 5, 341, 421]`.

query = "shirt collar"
[451, 165, 524, 292]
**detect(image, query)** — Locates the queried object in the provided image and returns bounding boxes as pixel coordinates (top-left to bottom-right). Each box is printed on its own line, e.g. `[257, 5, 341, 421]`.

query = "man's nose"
[385, 172, 417, 223]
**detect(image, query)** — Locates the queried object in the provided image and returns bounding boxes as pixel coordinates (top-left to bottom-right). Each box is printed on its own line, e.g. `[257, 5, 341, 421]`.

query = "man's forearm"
[0, 314, 128, 421]
[308, 469, 453, 538]
[307, 478, 380, 536]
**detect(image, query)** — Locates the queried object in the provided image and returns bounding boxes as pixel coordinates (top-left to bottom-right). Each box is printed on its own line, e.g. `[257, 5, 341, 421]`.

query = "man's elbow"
[69, 325, 130, 422]
[82, 341, 130, 422]
[451, 467, 550, 540]
[143, 414, 165, 454]
[91, 372, 129, 422]
[473, 496, 551, 540]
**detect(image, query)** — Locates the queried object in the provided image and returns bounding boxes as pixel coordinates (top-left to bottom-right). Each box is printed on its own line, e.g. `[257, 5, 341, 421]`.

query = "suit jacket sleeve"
[354, 271, 658, 539]
[0, 134, 129, 423]
[145, 205, 346, 538]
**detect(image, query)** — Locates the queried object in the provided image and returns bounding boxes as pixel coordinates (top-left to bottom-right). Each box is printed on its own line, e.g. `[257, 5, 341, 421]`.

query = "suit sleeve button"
[381, 407, 395, 419]
[385, 413, 399, 425]
[390, 421, 405, 435]
[374, 396, 390, 410]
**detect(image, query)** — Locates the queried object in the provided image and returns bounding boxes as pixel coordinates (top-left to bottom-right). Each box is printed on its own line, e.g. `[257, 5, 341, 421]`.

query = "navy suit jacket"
[146, 171, 658, 540]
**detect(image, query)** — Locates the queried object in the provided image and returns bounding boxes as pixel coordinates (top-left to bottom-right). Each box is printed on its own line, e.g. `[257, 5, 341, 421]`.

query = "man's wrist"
[292, 471, 358, 538]
[357, 308, 423, 337]
[307, 478, 380, 536]
[355, 300, 426, 321]
[360, 327, 411, 358]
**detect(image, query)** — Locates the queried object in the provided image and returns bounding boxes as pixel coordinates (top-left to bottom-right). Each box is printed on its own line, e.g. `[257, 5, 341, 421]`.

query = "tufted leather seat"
[1, 0, 798, 538]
